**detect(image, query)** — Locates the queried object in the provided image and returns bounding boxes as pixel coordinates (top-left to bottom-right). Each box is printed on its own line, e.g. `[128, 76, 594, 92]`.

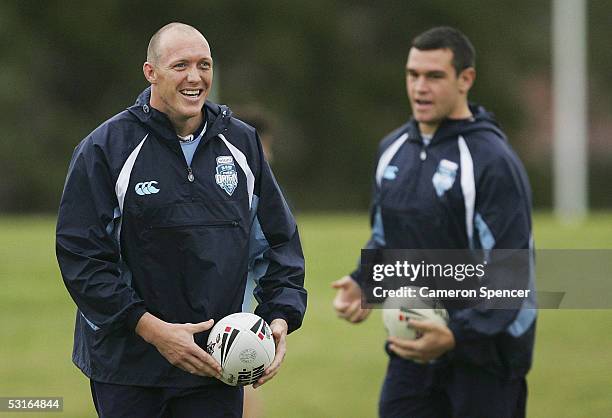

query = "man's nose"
[187, 66, 199, 82]
[413, 76, 428, 92]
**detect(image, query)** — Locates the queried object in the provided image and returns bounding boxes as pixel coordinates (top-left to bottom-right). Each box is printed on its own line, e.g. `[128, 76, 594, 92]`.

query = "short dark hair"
[411, 26, 475, 75]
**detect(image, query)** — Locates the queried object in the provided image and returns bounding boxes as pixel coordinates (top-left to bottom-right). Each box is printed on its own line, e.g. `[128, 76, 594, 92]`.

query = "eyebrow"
[169, 56, 212, 65]
[406, 68, 447, 76]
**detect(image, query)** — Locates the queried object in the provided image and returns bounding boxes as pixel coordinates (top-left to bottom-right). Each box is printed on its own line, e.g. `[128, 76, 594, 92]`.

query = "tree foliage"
[0, 0, 609, 212]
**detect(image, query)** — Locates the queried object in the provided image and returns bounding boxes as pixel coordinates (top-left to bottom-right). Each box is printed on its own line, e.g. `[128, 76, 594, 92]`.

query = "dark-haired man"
[333, 26, 535, 418]
[57, 22, 306, 418]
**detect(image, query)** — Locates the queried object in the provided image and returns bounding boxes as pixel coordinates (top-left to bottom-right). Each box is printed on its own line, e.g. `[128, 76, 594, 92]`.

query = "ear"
[143, 62, 157, 84]
[457, 67, 476, 95]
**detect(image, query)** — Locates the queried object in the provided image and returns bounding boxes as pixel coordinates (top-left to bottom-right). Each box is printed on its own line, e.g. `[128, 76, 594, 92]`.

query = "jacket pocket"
[148, 220, 239, 230]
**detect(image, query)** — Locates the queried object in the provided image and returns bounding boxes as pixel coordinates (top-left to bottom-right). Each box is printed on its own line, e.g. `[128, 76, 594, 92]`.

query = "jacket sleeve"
[56, 138, 147, 335]
[447, 149, 534, 364]
[349, 142, 389, 285]
[249, 136, 307, 334]
[349, 199, 385, 285]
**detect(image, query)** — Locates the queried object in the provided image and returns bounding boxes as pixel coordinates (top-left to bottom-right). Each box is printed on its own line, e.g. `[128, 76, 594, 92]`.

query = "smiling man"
[332, 27, 535, 418]
[144, 24, 212, 137]
[56, 23, 306, 418]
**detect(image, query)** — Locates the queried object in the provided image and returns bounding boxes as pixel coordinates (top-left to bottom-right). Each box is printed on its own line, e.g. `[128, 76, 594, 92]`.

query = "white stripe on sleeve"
[458, 135, 475, 246]
[375, 133, 408, 187]
[218, 134, 255, 209]
[115, 134, 148, 213]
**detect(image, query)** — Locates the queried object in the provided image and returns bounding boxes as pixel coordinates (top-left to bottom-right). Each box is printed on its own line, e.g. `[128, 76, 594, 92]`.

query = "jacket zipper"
[180, 109, 229, 185]
[413, 140, 429, 195]
[149, 220, 239, 230]
[420, 144, 427, 161]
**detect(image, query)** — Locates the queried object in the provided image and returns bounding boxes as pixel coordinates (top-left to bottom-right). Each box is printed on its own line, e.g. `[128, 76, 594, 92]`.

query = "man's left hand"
[387, 319, 455, 363]
[253, 318, 288, 388]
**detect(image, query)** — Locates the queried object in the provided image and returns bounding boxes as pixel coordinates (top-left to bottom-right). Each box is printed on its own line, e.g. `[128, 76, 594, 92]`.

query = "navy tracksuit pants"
[379, 355, 527, 418]
[90, 380, 243, 418]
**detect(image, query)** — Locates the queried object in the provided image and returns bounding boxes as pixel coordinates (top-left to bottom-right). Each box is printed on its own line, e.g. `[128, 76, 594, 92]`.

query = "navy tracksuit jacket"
[56, 88, 307, 387]
[353, 105, 536, 379]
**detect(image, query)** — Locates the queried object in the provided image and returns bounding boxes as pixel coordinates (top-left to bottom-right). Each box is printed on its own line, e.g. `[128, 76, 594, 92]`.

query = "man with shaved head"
[144, 23, 213, 138]
[57, 22, 307, 418]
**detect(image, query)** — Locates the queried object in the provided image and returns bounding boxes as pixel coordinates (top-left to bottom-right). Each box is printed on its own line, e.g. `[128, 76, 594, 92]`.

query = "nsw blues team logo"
[432, 159, 458, 197]
[215, 156, 238, 196]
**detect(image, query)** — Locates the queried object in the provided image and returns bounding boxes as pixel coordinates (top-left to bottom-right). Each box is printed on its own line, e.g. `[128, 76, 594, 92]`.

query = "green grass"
[0, 213, 611, 417]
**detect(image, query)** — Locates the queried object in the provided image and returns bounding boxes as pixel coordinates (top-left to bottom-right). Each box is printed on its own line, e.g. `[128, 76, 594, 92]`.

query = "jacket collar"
[405, 103, 506, 145]
[127, 87, 232, 148]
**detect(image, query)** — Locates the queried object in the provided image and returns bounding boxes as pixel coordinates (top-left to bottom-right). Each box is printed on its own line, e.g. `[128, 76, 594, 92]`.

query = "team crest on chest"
[432, 159, 458, 197]
[215, 156, 238, 196]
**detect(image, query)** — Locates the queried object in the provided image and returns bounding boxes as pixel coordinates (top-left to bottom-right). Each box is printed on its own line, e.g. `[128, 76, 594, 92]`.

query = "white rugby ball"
[206, 313, 275, 386]
[382, 286, 449, 340]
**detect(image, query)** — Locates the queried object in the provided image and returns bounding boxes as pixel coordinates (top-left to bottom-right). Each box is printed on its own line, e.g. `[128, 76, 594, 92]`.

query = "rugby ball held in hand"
[206, 313, 275, 386]
[382, 286, 449, 340]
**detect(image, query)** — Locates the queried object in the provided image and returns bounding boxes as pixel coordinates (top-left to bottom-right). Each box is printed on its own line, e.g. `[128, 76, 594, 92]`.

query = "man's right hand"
[331, 276, 371, 323]
[135, 313, 222, 379]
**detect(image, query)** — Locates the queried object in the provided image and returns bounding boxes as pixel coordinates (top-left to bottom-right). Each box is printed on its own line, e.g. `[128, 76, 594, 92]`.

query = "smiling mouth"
[180, 89, 203, 99]
[415, 99, 433, 106]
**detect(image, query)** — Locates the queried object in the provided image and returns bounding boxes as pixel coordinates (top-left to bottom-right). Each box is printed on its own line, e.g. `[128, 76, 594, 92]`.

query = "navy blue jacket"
[56, 88, 307, 387]
[354, 105, 536, 378]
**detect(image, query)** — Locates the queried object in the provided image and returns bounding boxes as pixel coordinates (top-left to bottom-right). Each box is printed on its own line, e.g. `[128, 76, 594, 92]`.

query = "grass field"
[1, 213, 611, 417]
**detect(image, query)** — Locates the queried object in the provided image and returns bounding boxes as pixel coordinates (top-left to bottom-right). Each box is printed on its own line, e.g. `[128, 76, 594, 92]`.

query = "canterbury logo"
[135, 181, 160, 195]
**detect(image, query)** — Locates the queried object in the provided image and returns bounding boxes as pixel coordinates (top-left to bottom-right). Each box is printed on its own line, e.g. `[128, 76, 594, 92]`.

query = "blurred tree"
[0, 0, 610, 212]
